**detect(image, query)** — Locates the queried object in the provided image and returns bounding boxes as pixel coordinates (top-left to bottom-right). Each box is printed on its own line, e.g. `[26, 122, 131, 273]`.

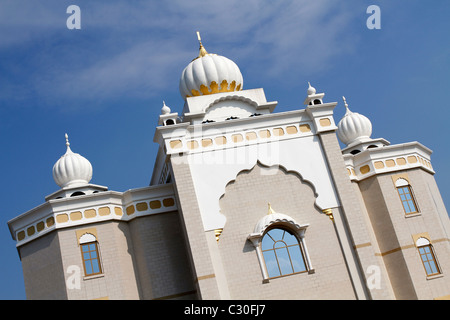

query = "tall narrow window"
[81, 242, 102, 276]
[419, 245, 440, 276]
[395, 178, 418, 214]
[416, 237, 440, 277]
[261, 228, 307, 278]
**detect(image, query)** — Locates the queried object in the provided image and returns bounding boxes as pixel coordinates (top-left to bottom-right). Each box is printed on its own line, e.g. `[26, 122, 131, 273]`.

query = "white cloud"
[0, 1, 359, 111]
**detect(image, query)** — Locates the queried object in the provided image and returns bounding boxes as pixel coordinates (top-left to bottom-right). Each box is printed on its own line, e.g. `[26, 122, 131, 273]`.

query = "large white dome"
[52, 134, 93, 188]
[337, 97, 373, 146]
[179, 35, 243, 99]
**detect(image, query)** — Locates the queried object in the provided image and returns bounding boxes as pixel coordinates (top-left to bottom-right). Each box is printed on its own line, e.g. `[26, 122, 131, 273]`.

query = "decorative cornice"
[343, 141, 434, 181]
[8, 184, 177, 247]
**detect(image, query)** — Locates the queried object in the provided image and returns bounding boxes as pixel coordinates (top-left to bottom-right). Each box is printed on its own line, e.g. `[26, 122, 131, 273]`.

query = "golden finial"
[196, 31, 208, 58]
[268, 203, 275, 215]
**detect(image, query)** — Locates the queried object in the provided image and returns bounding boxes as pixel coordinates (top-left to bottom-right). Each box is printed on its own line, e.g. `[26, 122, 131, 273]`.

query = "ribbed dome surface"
[52, 134, 92, 188]
[179, 49, 243, 99]
[337, 99, 372, 146]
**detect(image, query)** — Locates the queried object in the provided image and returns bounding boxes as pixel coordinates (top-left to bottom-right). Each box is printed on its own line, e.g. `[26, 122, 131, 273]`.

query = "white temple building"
[7, 34, 450, 300]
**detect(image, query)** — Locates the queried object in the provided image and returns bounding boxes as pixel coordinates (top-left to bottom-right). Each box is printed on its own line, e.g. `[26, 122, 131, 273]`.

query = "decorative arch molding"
[79, 233, 97, 244]
[205, 95, 259, 114]
[203, 95, 260, 122]
[186, 135, 340, 232]
[221, 160, 319, 205]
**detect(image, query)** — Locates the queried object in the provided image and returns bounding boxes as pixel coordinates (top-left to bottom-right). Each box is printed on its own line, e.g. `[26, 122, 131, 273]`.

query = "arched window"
[261, 228, 307, 278]
[71, 191, 85, 197]
[395, 178, 419, 214]
[247, 207, 312, 281]
[79, 233, 102, 276]
[416, 237, 440, 277]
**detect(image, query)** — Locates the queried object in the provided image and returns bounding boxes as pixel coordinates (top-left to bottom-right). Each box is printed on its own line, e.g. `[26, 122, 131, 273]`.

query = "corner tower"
[337, 98, 450, 299]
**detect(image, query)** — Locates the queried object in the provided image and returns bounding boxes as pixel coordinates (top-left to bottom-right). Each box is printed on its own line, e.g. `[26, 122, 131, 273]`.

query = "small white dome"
[307, 82, 316, 95]
[179, 36, 243, 99]
[337, 97, 372, 146]
[52, 134, 93, 188]
[161, 101, 171, 114]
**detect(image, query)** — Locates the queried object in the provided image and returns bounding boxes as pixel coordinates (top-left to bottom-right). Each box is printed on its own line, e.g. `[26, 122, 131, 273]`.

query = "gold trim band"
[195, 273, 216, 283]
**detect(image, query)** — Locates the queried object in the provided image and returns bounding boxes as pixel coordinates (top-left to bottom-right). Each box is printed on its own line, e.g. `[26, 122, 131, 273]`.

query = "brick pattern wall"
[218, 162, 356, 299]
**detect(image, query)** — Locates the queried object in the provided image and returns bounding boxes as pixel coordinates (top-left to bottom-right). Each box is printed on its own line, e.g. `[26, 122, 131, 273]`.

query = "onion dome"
[337, 97, 373, 146]
[179, 32, 243, 99]
[52, 134, 93, 188]
[161, 101, 171, 114]
[307, 82, 316, 95]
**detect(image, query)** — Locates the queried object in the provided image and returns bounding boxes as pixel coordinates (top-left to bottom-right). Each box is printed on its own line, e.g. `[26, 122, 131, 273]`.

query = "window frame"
[416, 239, 441, 277]
[260, 226, 308, 279]
[395, 179, 419, 215]
[80, 241, 103, 277]
[248, 217, 312, 282]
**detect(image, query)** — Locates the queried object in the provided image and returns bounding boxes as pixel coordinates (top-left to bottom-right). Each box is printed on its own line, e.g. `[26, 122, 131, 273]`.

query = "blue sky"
[1, 0, 449, 299]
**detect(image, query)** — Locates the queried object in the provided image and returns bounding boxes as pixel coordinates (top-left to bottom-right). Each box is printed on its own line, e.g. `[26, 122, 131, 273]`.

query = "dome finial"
[196, 31, 208, 58]
[268, 203, 275, 215]
[65, 133, 70, 147]
[342, 96, 351, 115]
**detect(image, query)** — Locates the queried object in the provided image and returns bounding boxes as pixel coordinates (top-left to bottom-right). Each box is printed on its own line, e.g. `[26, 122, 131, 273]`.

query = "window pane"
[289, 245, 307, 273]
[428, 261, 438, 275]
[283, 232, 298, 246]
[82, 244, 89, 252]
[83, 252, 91, 261]
[89, 243, 96, 251]
[275, 247, 293, 275]
[90, 250, 97, 259]
[261, 234, 274, 251]
[274, 241, 286, 249]
[263, 250, 280, 278]
[408, 201, 415, 211]
[92, 259, 100, 274]
[268, 229, 284, 241]
[424, 262, 432, 275]
[85, 261, 93, 275]
[403, 203, 411, 213]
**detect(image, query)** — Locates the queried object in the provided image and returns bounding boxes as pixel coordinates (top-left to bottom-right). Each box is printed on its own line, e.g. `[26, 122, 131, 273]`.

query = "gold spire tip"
[196, 31, 208, 58]
[268, 203, 275, 215]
